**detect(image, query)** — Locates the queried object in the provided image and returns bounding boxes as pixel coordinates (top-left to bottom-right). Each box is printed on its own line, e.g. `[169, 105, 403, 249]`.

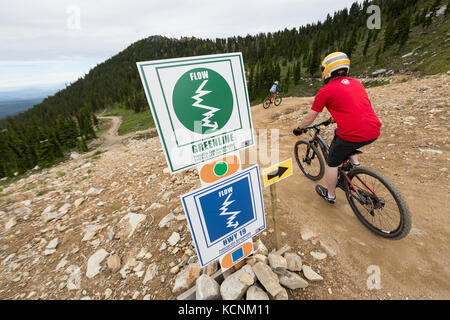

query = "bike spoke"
[350, 173, 401, 233]
[297, 145, 321, 176]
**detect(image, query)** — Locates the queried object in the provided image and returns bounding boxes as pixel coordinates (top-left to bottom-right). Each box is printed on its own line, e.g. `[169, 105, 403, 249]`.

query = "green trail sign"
[137, 53, 254, 173]
[173, 68, 234, 134]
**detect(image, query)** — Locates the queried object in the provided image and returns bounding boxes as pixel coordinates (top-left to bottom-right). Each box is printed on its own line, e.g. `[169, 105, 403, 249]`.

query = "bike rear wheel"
[345, 167, 411, 240]
[262, 96, 271, 109]
[294, 140, 325, 180]
[274, 95, 282, 106]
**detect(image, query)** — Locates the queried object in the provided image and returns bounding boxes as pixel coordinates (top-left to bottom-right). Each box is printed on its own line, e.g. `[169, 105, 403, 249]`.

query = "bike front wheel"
[274, 95, 282, 106]
[345, 167, 411, 240]
[294, 140, 325, 180]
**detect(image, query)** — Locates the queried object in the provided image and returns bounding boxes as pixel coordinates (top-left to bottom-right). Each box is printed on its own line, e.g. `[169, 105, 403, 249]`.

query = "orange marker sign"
[198, 153, 241, 185]
[219, 241, 253, 271]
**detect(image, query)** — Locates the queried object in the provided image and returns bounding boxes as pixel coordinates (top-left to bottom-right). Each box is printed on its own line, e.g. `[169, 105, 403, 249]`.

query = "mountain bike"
[262, 92, 282, 109]
[294, 118, 411, 240]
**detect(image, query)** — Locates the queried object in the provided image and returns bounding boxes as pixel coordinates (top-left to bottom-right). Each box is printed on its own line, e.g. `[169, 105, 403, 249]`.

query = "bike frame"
[296, 119, 410, 239]
[268, 92, 279, 102]
[306, 126, 371, 204]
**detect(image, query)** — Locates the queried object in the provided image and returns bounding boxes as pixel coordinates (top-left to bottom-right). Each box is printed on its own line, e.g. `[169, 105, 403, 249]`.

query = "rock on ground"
[302, 265, 323, 282]
[220, 265, 256, 300]
[86, 249, 109, 278]
[284, 252, 302, 271]
[252, 262, 284, 297]
[5, 217, 17, 230]
[172, 263, 202, 293]
[268, 253, 287, 271]
[143, 263, 158, 285]
[107, 254, 121, 273]
[310, 251, 327, 260]
[167, 232, 180, 246]
[159, 212, 175, 228]
[117, 213, 146, 239]
[246, 284, 269, 300]
[195, 274, 221, 300]
[66, 265, 82, 291]
[278, 270, 309, 289]
[254, 239, 268, 255]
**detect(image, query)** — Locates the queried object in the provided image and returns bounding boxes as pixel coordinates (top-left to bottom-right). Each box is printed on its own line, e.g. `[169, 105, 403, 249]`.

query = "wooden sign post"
[263, 159, 293, 251]
[270, 183, 281, 250]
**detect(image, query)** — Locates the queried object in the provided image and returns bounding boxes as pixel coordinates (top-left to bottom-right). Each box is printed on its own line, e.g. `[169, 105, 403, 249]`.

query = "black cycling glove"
[293, 127, 306, 136]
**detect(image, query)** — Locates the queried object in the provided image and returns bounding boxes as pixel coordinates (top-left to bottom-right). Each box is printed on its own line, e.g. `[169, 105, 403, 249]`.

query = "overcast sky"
[0, 0, 362, 94]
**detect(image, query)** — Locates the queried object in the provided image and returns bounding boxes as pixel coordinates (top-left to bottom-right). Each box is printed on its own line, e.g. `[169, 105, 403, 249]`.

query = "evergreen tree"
[78, 137, 89, 153]
[308, 40, 321, 76]
[92, 114, 99, 128]
[430, 0, 442, 12]
[375, 45, 382, 65]
[274, 63, 281, 83]
[293, 62, 301, 85]
[421, 7, 430, 27]
[396, 15, 411, 48]
[345, 30, 358, 58]
[372, 29, 380, 42]
[363, 31, 372, 56]
[247, 65, 255, 101]
[284, 66, 291, 93]
[383, 21, 396, 51]
[424, 13, 433, 28]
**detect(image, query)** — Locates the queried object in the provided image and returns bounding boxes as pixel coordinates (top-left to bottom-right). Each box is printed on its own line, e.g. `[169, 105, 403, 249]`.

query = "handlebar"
[293, 117, 335, 136]
[303, 117, 335, 131]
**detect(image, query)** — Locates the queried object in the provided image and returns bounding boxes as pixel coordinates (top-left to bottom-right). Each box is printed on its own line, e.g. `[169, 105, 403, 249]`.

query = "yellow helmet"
[320, 52, 350, 81]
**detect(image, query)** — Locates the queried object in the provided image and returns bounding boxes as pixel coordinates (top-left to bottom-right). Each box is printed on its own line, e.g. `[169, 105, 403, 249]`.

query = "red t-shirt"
[311, 77, 382, 142]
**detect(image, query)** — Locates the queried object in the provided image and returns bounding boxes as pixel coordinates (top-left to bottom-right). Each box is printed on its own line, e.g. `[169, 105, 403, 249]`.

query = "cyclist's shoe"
[315, 185, 336, 204]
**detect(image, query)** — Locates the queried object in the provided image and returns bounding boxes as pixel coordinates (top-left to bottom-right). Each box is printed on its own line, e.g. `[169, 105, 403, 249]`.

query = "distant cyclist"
[293, 52, 382, 204]
[269, 81, 281, 102]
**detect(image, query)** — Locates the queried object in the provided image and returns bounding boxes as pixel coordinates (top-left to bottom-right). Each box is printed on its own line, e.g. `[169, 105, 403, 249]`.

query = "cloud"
[0, 0, 362, 91]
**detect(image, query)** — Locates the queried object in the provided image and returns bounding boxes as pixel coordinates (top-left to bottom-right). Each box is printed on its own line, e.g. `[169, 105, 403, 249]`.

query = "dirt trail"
[95, 116, 156, 148]
[244, 75, 450, 299]
[97, 116, 122, 147]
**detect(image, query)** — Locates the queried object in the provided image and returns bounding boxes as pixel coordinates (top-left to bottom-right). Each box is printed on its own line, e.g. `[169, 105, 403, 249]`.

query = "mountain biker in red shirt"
[293, 52, 382, 204]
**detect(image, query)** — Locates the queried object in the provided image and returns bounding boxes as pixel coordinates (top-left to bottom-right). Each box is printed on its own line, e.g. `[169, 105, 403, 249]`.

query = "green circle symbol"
[172, 68, 234, 134]
[213, 161, 229, 177]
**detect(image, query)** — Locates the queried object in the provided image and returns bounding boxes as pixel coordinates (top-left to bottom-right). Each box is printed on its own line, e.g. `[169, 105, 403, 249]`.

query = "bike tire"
[262, 96, 271, 109]
[274, 95, 282, 106]
[294, 140, 325, 181]
[345, 167, 412, 240]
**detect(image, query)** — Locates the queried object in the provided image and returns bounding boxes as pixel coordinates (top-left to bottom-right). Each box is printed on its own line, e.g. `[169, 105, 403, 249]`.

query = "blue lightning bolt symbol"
[219, 193, 241, 229]
[192, 80, 220, 131]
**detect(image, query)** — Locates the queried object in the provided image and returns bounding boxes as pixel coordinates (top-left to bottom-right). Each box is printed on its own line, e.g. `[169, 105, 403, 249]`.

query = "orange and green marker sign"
[198, 153, 241, 185]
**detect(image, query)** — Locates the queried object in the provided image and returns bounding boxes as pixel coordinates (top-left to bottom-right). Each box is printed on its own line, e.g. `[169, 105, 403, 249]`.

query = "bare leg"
[349, 154, 360, 165]
[325, 165, 338, 198]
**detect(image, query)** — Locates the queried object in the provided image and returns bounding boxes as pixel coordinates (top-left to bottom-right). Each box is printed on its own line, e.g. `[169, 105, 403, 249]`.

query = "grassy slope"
[103, 106, 155, 136]
[276, 8, 449, 101]
[349, 9, 449, 76]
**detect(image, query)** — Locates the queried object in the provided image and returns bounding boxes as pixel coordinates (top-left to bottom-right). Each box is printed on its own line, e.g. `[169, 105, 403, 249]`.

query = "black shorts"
[327, 134, 376, 167]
